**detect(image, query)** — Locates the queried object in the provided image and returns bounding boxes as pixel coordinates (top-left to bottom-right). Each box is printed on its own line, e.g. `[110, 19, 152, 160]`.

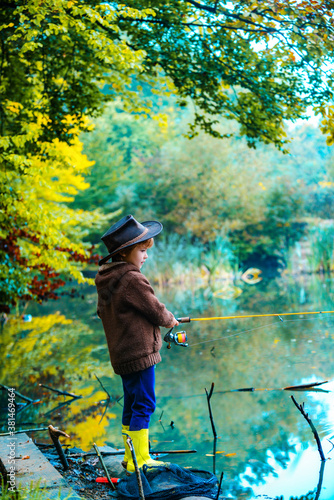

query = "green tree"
[78, 102, 313, 263]
[0, 0, 152, 310]
[2, 0, 334, 309]
[116, 0, 334, 148]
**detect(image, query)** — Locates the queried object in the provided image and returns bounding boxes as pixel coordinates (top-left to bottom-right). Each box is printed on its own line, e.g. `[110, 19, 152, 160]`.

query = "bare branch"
[291, 395, 325, 461]
[205, 382, 217, 473]
[93, 442, 116, 491]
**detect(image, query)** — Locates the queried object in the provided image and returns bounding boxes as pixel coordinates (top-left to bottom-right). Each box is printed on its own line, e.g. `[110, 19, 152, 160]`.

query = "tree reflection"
[0, 312, 119, 448]
[1, 274, 333, 498]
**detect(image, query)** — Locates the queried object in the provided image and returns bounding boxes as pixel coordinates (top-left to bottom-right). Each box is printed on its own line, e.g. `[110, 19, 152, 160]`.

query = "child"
[95, 214, 178, 473]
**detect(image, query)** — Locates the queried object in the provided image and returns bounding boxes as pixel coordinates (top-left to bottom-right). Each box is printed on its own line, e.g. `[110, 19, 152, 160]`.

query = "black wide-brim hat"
[98, 214, 163, 266]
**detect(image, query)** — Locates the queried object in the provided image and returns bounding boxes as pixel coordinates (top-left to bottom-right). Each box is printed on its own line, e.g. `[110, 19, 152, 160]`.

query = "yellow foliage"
[68, 389, 108, 414]
[319, 181, 334, 188]
[1, 109, 103, 294]
[68, 414, 116, 449]
[152, 113, 169, 134]
[12, 314, 73, 355]
[0, 312, 96, 383]
[5, 100, 23, 114]
[5, 313, 72, 339]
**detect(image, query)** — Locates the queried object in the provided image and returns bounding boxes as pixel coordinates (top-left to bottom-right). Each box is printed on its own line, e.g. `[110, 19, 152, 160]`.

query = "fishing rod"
[163, 310, 334, 348]
[177, 310, 334, 322]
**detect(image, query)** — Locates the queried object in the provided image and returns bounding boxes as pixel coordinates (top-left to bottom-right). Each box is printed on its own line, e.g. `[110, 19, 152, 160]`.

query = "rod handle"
[96, 477, 119, 484]
[177, 317, 191, 323]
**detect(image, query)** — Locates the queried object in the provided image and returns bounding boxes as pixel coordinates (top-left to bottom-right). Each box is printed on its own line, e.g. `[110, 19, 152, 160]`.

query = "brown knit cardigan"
[95, 262, 175, 375]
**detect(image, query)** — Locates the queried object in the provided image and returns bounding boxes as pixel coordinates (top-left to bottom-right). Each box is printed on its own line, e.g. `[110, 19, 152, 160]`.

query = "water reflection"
[1, 274, 334, 498]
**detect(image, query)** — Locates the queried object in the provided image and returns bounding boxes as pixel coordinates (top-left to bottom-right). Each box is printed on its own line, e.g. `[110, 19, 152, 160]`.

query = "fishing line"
[186, 310, 334, 321]
[189, 316, 334, 347]
[190, 320, 280, 346]
[168, 310, 334, 349]
[13, 312, 334, 346]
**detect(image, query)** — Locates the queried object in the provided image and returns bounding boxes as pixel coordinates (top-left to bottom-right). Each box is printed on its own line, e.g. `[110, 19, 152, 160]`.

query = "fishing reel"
[164, 327, 188, 349]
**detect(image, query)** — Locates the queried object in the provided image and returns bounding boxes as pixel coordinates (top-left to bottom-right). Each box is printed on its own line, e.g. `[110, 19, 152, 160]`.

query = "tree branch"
[291, 395, 325, 461]
[186, 0, 219, 14]
[205, 382, 217, 474]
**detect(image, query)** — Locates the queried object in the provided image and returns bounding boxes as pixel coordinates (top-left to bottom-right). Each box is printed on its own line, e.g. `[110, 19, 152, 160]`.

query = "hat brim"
[98, 221, 163, 266]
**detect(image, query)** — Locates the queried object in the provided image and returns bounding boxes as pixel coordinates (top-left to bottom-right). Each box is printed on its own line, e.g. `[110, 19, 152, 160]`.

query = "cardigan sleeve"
[124, 272, 175, 327]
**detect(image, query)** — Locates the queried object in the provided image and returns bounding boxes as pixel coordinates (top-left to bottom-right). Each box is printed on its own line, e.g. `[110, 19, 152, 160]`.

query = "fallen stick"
[48, 425, 70, 471]
[291, 395, 325, 461]
[93, 443, 116, 491]
[126, 435, 145, 500]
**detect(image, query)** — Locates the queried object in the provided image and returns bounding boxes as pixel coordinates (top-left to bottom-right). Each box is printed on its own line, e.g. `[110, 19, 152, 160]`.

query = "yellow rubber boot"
[126, 428, 165, 474]
[121, 425, 131, 469]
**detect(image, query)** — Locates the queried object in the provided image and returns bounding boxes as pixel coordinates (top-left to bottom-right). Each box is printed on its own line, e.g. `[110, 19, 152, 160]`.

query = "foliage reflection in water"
[1, 274, 334, 499]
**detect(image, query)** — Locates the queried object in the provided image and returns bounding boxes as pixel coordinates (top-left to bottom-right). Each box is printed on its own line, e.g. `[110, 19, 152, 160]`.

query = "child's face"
[122, 244, 149, 269]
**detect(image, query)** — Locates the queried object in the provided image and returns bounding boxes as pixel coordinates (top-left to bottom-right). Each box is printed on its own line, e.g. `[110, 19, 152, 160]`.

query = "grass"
[307, 224, 334, 273]
[1, 478, 44, 499]
[0, 477, 74, 500]
[144, 233, 237, 287]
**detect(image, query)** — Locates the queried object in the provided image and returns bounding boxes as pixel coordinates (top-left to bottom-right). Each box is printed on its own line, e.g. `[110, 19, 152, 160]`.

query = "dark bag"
[117, 463, 218, 500]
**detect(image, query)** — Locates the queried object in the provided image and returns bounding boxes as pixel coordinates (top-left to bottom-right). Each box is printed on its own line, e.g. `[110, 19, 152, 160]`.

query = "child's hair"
[112, 238, 154, 262]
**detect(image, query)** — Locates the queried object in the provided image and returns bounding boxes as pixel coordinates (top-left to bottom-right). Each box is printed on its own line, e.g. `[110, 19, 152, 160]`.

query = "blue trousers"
[121, 366, 156, 431]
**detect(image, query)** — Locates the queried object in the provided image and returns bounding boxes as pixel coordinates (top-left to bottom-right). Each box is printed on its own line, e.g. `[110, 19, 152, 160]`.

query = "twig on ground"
[126, 435, 145, 500]
[291, 395, 325, 461]
[93, 442, 116, 491]
[48, 425, 70, 470]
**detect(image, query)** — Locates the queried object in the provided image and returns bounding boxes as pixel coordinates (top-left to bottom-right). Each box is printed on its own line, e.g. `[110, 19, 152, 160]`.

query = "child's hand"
[167, 318, 179, 328]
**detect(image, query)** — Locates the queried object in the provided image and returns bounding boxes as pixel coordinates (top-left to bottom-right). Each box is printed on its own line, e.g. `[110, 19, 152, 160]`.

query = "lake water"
[1, 271, 334, 499]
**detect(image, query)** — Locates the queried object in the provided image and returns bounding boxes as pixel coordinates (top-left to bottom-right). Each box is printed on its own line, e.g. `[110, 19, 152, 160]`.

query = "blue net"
[117, 463, 218, 500]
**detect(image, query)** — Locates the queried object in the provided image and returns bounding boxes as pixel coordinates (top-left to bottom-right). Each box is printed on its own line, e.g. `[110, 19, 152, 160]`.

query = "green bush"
[307, 224, 334, 273]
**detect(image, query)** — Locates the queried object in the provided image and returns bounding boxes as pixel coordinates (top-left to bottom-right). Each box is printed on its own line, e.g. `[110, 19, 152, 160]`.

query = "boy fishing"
[95, 214, 178, 474]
